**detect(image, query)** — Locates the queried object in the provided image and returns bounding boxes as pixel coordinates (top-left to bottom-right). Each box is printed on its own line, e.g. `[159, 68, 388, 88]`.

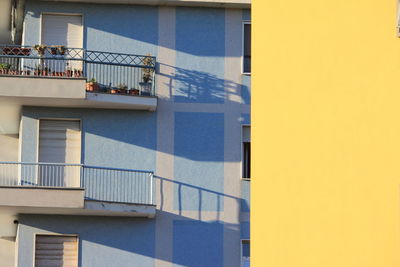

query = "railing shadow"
[155, 175, 249, 221]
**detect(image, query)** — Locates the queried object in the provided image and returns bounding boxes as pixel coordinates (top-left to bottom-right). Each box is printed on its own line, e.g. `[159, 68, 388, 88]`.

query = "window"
[38, 119, 81, 187]
[241, 240, 250, 267]
[243, 22, 251, 74]
[35, 235, 78, 267]
[242, 126, 251, 179]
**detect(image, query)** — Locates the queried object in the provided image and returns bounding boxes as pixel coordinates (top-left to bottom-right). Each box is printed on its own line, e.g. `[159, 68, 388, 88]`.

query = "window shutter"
[35, 235, 78, 267]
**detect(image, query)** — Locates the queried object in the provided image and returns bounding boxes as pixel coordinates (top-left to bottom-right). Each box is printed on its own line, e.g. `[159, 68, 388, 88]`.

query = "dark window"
[243, 23, 251, 73]
[242, 240, 250, 267]
[243, 141, 251, 178]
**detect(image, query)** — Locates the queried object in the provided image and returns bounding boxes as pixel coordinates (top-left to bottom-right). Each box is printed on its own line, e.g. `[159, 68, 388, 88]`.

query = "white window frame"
[242, 21, 251, 75]
[241, 239, 250, 267]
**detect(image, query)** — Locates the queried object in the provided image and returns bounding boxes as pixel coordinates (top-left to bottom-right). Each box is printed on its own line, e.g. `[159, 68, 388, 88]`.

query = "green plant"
[56, 45, 66, 55]
[0, 63, 11, 70]
[33, 44, 47, 56]
[88, 78, 96, 83]
[142, 54, 154, 83]
[118, 84, 128, 90]
[117, 83, 128, 94]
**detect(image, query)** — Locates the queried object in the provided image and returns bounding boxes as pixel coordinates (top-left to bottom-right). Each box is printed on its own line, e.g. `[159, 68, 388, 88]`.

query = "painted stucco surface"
[18, 215, 155, 267]
[172, 220, 223, 267]
[14, 3, 251, 267]
[173, 112, 224, 211]
[20, 107, 157, 171]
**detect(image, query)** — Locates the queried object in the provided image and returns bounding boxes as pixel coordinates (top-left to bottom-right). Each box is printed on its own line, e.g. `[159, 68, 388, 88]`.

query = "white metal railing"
[0, 162, 154, 205]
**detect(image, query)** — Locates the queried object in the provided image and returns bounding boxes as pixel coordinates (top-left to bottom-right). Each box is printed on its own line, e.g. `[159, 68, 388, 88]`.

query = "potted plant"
[50, 47, 58, 55]
[65, 66, 73, 77]
[74, 69, 83, 77]
[33, 44, 47, 57]
[34, 64, 50, 76]
[56, 45, 66, 55]
[142, 54, 154, 83]
[86, 78, 99, 92]
[42, 67, 51, 76]
[129, 88, 140, 95]
[117, 84, 128, 94]
[139, 54, 154, 96]
[0, 63, 11, 74]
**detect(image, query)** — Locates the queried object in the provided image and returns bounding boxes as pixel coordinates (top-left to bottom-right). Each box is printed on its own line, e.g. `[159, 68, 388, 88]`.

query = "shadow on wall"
[19, 211, 239, 267]
[156, 175, 249, 220]
[158, 63, 248, 104]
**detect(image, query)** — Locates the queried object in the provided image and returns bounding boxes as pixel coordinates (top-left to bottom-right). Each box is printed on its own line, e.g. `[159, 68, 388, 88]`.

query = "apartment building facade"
[0, 0, 251, 266]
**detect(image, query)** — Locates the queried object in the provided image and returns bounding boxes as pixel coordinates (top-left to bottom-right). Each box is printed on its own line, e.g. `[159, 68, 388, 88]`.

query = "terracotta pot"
[86, 82, 99, 92]
[129, 89, 139, 95]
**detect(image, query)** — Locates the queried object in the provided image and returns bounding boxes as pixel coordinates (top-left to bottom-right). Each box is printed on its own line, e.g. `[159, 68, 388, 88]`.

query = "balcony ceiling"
[34, 0, 250, 8]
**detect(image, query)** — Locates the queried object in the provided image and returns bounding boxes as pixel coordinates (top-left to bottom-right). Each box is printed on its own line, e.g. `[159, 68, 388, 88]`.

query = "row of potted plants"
[0, 63, 84, 77]
[86, 79, 142, 95]
[2, 45, 67, 57]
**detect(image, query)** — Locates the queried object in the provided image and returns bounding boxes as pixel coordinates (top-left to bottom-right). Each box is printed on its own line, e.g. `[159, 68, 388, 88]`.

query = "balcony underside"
[0, 186, 156, 218]
[0, 76, 157, 110]
[0, 76, 157, 134]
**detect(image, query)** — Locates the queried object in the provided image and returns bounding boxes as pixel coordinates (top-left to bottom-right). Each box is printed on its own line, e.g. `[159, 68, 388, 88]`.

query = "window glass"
[243, 126, 251, 179]
[243, 23, 251, 73]
[242, 240, 250, 267]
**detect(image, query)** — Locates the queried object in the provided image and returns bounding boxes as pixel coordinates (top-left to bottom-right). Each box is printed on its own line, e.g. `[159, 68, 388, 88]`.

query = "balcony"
[0, 45, 157, 111]
[0, 162, 156, 218]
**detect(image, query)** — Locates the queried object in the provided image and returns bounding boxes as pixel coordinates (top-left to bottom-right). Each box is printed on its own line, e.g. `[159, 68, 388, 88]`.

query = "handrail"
[0, 162, 155, 205]
[0, 44, 157, 96]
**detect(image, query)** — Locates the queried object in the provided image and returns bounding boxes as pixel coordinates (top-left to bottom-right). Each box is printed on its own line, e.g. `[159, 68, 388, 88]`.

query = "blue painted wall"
[172, 220, 223, 267]
[24, 1, 158, 57]
[173, 112, 224, 211]
[18, 215, 155, 267]
[17, 2, 252, 267]
[21, 107, 157, 171]
[174, 8, 225, 103]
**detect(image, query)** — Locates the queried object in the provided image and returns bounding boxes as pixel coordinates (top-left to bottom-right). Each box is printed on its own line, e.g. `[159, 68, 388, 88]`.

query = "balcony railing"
[0, 45, 156, 96]
[0, 162, 155, 205]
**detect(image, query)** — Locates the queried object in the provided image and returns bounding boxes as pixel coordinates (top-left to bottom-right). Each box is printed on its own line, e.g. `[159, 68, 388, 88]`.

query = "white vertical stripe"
[155, 6, 176, 267]
[223, 8, 243, 267]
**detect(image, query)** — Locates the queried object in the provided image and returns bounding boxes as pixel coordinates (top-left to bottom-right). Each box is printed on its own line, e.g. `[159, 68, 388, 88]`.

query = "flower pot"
[86, 82, 99, 92]
[74, 70, 82, 77]
[118, 89, 127, 94]
[50, 48, 58, 55]
[129, 89, 140, 95]
[139, 82, 152, 96]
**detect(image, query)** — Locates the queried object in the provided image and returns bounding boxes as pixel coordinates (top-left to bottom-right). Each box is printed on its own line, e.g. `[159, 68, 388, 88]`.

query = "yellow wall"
[253, 0, 400, 266]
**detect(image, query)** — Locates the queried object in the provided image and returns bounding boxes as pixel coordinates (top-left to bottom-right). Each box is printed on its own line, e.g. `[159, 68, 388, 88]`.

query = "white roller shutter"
[41, 14, 83, 48]
[38, 120, 81, 187]
[35, 235, 78, 267]
[41, 14, 83, 71]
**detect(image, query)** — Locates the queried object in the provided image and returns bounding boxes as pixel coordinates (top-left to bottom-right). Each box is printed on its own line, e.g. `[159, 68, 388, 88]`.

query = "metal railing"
[0, 44, 157, 96]
[0, 162, 154, 205]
